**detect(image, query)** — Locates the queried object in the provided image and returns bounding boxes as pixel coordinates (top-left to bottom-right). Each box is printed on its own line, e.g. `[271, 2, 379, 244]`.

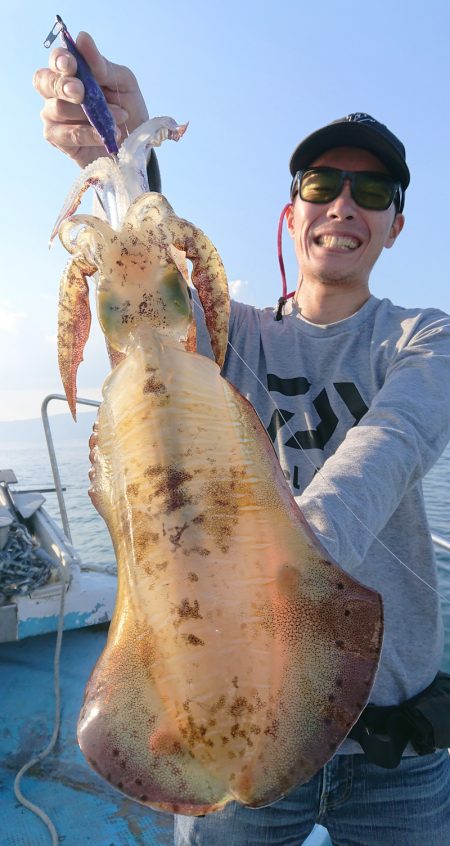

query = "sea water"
[1, 426, 450, 669]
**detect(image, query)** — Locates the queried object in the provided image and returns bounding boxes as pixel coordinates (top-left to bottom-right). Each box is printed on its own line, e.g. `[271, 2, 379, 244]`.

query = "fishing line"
[112, 65, 130, 144]
[191, 296, 450, 606]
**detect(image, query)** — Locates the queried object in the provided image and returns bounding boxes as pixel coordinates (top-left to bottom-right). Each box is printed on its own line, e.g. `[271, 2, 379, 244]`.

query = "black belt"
[348, 671, 450, 768]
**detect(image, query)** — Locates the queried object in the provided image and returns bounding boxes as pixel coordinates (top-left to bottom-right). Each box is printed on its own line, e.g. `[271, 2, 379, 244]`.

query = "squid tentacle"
[57, 255, 95, 420]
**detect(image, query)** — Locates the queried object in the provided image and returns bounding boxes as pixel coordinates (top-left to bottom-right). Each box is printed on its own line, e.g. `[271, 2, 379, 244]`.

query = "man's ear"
[285, 203, 295, 238]
[385, 213, 405, 249]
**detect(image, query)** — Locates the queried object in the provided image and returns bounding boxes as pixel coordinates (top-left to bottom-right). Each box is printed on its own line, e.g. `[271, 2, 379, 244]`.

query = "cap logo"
[345, 113, 376, 124]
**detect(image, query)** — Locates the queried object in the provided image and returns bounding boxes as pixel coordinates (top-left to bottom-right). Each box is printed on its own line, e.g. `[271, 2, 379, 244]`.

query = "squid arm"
[123, 192, 230, 366]
[58, 214, 117, 419]
[49, 158, 121, 247]
[57, 254, 94, 421]
[169, 219, 229, 368]
[169, 244, 197, 354]
[50, 118, 188, 248]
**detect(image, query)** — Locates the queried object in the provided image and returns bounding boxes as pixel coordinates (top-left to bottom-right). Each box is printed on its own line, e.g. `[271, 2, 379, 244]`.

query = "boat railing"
[41, 393, 450, 558]
[41, 393, 100, 542]
[432, 533, 450, 553]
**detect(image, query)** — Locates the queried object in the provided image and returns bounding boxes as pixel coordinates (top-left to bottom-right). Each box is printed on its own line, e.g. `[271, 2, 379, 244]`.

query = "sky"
[2, 0, 450, 422]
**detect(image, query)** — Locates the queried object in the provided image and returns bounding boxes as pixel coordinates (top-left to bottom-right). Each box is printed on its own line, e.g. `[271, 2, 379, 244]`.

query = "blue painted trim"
[17, 605, 109, 639]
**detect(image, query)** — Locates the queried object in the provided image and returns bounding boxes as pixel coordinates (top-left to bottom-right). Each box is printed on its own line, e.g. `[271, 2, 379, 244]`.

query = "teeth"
[317, 235, 359, 250]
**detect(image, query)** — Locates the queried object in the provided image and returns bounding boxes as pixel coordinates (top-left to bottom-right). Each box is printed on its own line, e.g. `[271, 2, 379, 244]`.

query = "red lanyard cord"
[276, 203, 295, 320]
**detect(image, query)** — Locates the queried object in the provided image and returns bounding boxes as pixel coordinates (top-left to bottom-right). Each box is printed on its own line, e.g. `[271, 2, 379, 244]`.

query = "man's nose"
[326, 180, 355, 219]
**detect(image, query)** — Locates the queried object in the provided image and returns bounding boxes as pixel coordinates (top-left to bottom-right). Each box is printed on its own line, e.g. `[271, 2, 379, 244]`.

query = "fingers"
[40, 96, 128, 127]
[43, 117, 128, 153]
[34, 30, 108, 112]
[43, 120, 107, 152]
[34, 29, 149, 166]
[33, 65, 84, 104]
[40, 99, 128, 154]
[75, 32, 109, 87]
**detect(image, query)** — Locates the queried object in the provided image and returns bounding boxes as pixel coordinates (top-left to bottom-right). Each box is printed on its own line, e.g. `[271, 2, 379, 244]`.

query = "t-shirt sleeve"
[298, 313, 450, 570]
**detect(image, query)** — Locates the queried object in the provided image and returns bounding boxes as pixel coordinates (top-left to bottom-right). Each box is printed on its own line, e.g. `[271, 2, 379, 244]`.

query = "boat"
[2, 393, 449, 845]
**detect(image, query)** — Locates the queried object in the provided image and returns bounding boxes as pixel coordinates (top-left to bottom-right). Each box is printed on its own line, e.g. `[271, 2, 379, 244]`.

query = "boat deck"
[1, 624, 330, 845]
[1, 625, 174, 845]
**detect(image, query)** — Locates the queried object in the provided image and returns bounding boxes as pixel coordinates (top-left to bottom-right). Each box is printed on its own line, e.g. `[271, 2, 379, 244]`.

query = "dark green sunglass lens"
[353, 175, 394, 210]
[298, 169, 397, 209]
[300, 170, 341, 203]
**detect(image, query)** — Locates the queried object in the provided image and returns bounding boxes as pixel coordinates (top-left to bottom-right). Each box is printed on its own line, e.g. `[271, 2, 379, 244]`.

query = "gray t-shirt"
[196, 293, 450, 752]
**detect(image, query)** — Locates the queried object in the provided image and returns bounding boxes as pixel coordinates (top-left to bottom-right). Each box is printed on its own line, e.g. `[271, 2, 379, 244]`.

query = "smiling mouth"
[315, 235, 361, 250]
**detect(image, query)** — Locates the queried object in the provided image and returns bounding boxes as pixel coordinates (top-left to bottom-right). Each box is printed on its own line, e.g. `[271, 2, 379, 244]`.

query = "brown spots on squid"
[209, 695, 226, 716]
[229, 723, 256, 748]
[174, 598, 203, 624]
[143, 374, 167, 395]
[192, 514, 205, 525]
[229, 696, 255, 718]
[183, 545, 210, 558]
[263, 718, 280, 740]
[149, 730, 183, 756]
[201, 478, 240, 553]
[179, 715, 214, 749]
[144, 464, 193, 513]
[126, 482, 140, 498]
[169, 523, 189, 548]
[133, 527, 160, 555]
[182, 633, 205, 646]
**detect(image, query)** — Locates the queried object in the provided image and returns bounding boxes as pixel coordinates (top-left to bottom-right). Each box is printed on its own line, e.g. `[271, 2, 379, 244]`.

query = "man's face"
[286, 146, 404, 289]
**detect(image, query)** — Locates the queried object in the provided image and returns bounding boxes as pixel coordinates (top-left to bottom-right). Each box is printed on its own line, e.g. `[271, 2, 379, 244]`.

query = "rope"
[0, 508, 67, 844]
[13, 557, 68, 846]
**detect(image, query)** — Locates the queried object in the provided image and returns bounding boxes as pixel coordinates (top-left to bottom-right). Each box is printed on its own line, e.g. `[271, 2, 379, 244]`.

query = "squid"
[55, 118, 383, 815]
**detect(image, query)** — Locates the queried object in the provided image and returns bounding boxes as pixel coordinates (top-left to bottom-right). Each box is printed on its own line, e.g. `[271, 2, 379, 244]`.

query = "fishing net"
[0, 521, 55, 596]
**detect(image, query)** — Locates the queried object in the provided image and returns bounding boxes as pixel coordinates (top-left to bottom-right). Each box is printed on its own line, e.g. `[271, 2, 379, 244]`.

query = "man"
[34, 32, 450, 846]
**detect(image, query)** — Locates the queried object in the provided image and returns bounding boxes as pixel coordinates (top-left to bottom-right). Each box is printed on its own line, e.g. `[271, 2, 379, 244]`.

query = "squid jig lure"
[44, 14, 119, 157]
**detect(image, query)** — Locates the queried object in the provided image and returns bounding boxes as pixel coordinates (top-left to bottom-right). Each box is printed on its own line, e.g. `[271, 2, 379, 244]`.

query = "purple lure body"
[61, 28, 119, 155]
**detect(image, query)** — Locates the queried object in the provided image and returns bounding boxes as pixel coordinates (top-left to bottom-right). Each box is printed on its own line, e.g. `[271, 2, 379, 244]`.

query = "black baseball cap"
[289, 113, 410, 191]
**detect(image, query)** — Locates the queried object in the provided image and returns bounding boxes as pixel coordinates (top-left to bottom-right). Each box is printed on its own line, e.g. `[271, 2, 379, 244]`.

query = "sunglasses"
[290, 167, 403, 212]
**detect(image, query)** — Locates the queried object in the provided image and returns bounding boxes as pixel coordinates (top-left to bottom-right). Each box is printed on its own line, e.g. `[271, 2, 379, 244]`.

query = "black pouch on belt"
[401, 671, 450, 755]
[348, 672, 450, 768]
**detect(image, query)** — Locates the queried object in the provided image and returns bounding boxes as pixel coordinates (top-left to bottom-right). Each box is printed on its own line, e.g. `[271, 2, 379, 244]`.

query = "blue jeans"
[174, 750, 450, 845]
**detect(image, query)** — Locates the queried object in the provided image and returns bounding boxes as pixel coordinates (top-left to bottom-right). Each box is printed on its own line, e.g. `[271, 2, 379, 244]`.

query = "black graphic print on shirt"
[265, 374, 369, 492]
